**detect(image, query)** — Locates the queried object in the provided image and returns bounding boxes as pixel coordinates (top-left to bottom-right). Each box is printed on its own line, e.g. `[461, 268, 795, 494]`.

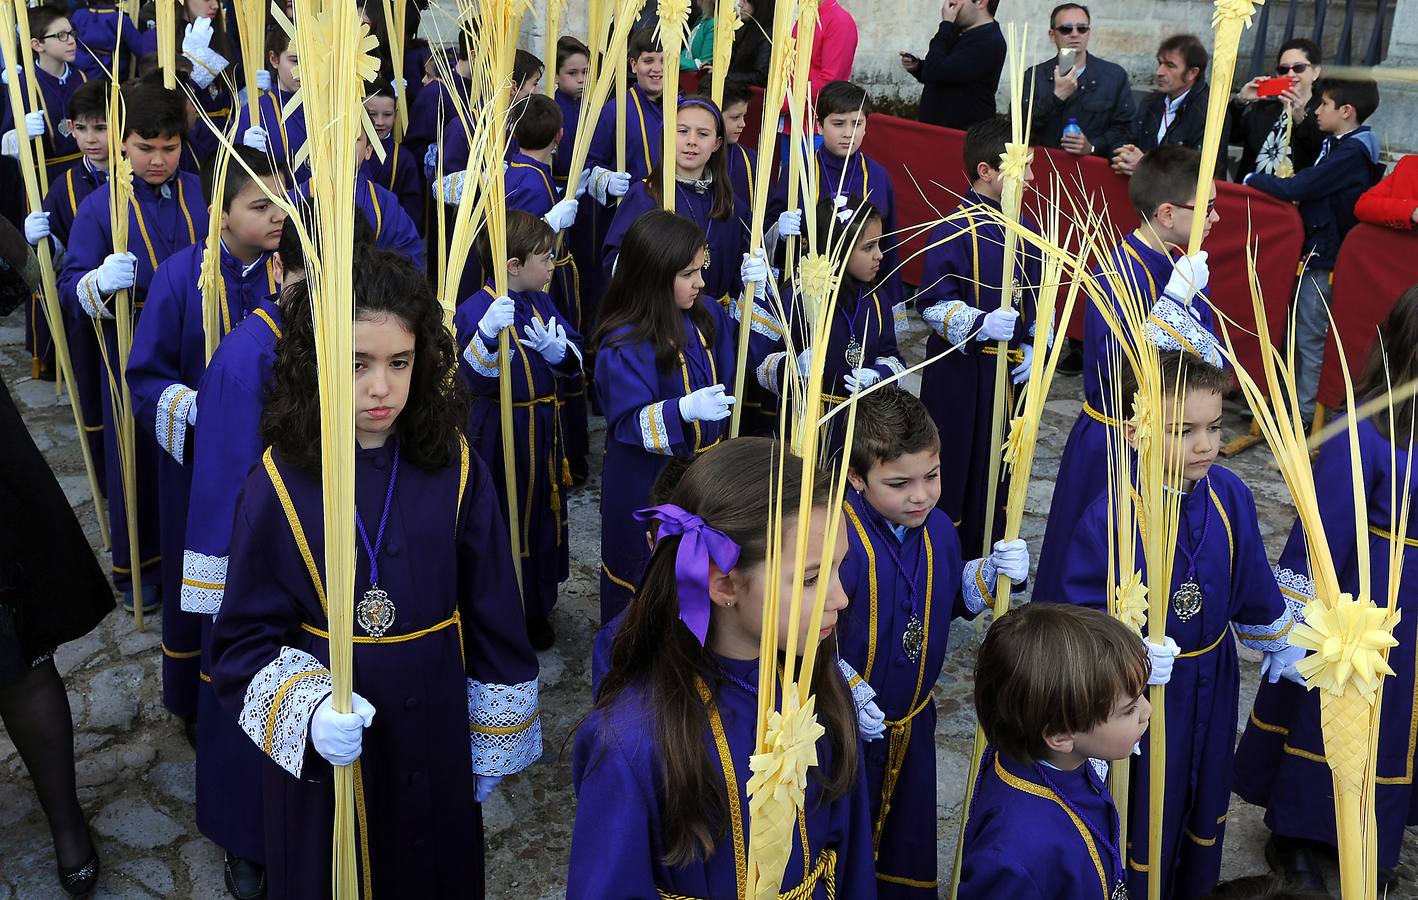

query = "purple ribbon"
[633, 504, 741, 645]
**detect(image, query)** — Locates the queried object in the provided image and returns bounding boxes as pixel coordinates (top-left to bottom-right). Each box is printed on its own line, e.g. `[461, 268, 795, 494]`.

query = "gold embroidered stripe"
[300, 611, 461, 645]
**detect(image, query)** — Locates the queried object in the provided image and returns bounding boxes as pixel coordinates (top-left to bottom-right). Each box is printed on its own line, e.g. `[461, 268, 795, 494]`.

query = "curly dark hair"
[261, 250, 468, 473]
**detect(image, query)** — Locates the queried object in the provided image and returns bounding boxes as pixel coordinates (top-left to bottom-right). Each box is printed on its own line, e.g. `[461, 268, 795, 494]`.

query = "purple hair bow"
[633, 504, 741, 646]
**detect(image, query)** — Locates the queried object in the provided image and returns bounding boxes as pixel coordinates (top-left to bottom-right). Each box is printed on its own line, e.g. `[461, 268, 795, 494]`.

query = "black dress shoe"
[1264, 833, 1327, 892]
[527, 615, 556, 651]
[57, 849, 99, 896]
[1055, 340, 1084, 376]
[224, 852, 267, 899]
[569, 457, 589, 488]
[182, 714, 198, 750]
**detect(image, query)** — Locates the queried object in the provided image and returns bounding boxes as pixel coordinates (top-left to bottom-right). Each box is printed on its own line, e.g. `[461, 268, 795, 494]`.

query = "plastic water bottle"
[1062, 117, 1083, 142]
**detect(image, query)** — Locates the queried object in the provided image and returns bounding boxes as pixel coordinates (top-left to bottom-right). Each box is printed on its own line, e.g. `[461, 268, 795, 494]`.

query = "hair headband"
[633, 503, 741, 645]
[678, 97, 724, 128]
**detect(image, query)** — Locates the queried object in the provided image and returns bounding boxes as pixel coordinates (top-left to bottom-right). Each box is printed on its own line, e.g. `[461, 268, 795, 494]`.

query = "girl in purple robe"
[454, 211, 583, 651]
[1050, 352, 1300, 900]
[1033, 146, 1223, 601]
[210, 250, 541, 900]
[1234, 289, 1418, 892]
[570, 437, 877, 898]
[592, 210, 741, 625]
[961, 603, 1154, 900]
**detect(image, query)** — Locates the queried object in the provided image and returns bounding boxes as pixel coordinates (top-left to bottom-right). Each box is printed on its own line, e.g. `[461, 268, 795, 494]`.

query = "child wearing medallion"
[1051, 351, 1301, 899]
[837, 386, 1028, 896]
[2, 4, 89, 177]
[209, 250, 540, 900]
[569, 436, 877, 898]
[960, 602, 1153, 900]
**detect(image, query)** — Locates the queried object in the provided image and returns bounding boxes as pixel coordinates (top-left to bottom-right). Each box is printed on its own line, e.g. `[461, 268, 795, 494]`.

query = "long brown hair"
[1356, 283, 1418, 445]
[593, 437, 860, 866]
[646, 96, 735, 220]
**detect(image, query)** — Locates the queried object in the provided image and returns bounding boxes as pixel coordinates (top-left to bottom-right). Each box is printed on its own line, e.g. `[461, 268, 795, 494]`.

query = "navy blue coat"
[1027, 55, 1136, 158]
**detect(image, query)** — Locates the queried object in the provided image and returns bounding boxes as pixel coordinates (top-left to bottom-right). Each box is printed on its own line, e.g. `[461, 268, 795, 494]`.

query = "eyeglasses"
[1276, 62, 1311, 75]
[1175, 200, 1217, 215]
[1053, 24, 1090, 34]
[42, 30, 76, 42]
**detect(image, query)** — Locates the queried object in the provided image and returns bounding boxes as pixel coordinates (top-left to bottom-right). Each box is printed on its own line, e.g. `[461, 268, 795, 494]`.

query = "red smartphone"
[1256, 76, 1293, 98]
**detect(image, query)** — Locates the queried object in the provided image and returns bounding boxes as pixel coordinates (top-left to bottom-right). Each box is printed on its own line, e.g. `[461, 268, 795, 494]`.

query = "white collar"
[220, 240, 267, 277]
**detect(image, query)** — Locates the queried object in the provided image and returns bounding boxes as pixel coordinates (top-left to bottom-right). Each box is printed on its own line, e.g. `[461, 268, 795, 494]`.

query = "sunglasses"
[1276, 62, 1311, 75]
[1053, 24, 1090, 34]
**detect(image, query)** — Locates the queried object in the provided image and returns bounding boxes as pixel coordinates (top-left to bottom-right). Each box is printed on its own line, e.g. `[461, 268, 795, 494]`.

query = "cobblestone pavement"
[2, 310, 1416, 899]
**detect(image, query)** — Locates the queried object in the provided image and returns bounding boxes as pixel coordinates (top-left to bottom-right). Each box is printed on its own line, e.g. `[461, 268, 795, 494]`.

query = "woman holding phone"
[1231, 37, 1324, 180]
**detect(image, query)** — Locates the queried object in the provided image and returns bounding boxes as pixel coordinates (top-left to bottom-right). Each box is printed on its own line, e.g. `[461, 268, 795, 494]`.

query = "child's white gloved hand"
[678, 384, 735, 422]
[739, 249, 768, 285]
[843, 368, 880, 393]
[544, 198, 578, 233]
[976, 307, 1019, 342]
[1145, 635, 1181, 686]
[242, 126, 269, 153]
[256, 69, 272, 92]
[477, 295, 517, 340]
[520, 317, 568, 364]
[859, 699, 886, 742]
[989, 539, 1029, 582]
[1010, 343, 1034, 384]
[23, 211, 50, 247]
[1260, 643, 1307, 686]
[475, 775, 502, 803]
[182, 16, 214, 54]
[776, 209, 802, 237]
[95, 252, 138, 294]
[310, 692, 376, 766]
[1164, 250, 1210, 303]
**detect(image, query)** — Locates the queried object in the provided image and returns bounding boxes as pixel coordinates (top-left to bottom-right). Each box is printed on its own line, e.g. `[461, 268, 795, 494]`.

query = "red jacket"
[798, 0, 858, 100]
[1355, 154, 1418, 230]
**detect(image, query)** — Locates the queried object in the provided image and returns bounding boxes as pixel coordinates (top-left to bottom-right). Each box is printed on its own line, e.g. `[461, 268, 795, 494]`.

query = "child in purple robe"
[570, 436, 877, 898]
[839, 387, 1030, 896]
[361, 77, 425, 232]
[404, 38, 472, 183]
[59, 82, 209, 629]
[1034, 145, 1225, 601]
[960, 603, 1155, 899]
[720, 78, 760, 231]
[602, 96, 758, 309]
[592, 210, 742, 624]
[1234, 289, 1418, 893]
[917, 115, 1042, 558]
[584, 28, 667, 204]
[210, 250, 541, 900]
[137, 1, 234, 163]
[758, 196, 905, 463]
[769, 81, 902, 301]
[454, 210, 583, 651]
[436, 48, 541, 175]
[1050, 352, 1301, 899]
[236, 24, 307, 185]
[71, 0, 143, 79]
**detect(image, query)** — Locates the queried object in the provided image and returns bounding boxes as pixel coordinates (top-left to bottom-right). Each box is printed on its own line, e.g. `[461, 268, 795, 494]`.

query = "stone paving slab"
[2, 310, 1415, 898]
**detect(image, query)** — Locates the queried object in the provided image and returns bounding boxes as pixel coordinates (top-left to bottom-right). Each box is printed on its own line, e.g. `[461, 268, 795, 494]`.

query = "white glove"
[575, 169, 590, 199]
[475, 775, 502, 803]
[256, 68, 272, 92]
[795, 348, 812, 380]
[477, 294, 517, 340]
[182, 16, 214, 55]
[678, 384, 735, 422]
[1, 65, 12, 84]
[843, 367, 881, 393]
[605, 170, 631, 197]
[94, 252, 138, 294]
[241, 126, 269, 153]
[989, 539, 1030, 582]
[309, 692, 376, 766]
[23, 211, 50, 247]
[1163, 250, 1210, 303]
[1010, 343, 1034, 385]
[976, 307, 1019, 342]
[543, 197, 578, 233]
[859, 698, 886, 742]
[739, 249, 768, 286]
[1260, 643, 1307, 686]
[434, 170, 466, 205]
[1145, 635, 1181, 686]
[520, 316, 568, 364]
[23, 110, 44, 139]
[776, 209, 802, 237]
[393, 77, 408, 98]
[185, 392, 198, 426]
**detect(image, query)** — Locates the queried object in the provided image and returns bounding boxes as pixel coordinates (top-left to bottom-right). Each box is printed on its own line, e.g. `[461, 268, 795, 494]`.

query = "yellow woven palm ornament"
[1114, 570, 1150, 634]
[1292, 593, 1400, 700]
[746, 682, 826, 899]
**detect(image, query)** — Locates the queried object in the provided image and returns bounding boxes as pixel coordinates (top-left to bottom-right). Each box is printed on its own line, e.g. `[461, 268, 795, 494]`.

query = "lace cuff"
[1146, 297, 1224, 366]
[962, 556, 997, 615]
[874, 355, 905, 376]
[836, 658, 877, 713]
[1235, 607, 1297, 653]
[156, 383, 196, 463]
[183, 47, 230, 88]
[727, 294, 785, 341]
[757, 351, 786, 395]
[180, 549, 226, 613]
[468, 677, 543, 776]
[637, 400, 675, 455]
[462, 332, 500, 377]
[1273, 565, 1313, 626]
[76, 270, 114, 319]
[237, 647, 332, 778]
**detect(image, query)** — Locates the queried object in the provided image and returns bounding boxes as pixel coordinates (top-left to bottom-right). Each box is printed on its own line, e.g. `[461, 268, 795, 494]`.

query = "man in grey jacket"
[1027, 3, 1135, 159]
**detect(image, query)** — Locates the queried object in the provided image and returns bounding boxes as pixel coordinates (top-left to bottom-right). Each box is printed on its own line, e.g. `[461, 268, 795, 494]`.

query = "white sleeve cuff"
[237, 647, 332, 777]
[1146, 297, 1225, 367]
[727, 294, 785, 341]
[637, 400, 674, 455]
[923, 300, 981, 347]
[836, 657, 877, 713]
[183, 47, 230, 88]
[757, 351, 786, 395]
[587, 166, 615, 206]
[179, 549, 227, 613]
[461, 333, 500, 377]
[1273, 565, 1314, 626]
[1235, 607, 1297, 653]
[468, 677, 543, 776]
[77, 270, 115, 319]
[962, 556, 997, 615]
[155, 383, 197, 463]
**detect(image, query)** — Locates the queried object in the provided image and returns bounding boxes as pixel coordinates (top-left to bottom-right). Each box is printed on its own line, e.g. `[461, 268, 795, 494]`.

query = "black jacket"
[1128, 80, 1229, 169]
[1027, 55, 1136, 158]
[912, 20, 1006, 130]
[1229, 95, 1324, 181]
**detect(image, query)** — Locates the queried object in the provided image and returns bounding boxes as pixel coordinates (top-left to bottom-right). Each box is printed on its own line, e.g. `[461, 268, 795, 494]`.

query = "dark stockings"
[0, 658, 93, 868]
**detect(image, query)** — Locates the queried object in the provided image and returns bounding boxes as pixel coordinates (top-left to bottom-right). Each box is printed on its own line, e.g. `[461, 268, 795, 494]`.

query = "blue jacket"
[1247, 125, 1384, 269]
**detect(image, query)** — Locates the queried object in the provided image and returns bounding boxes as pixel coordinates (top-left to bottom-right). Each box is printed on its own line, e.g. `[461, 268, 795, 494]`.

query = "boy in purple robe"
[2, 5, 88, 176]
[584, 28, 667, 203]
[591, 211, 742, 624]
[59, 81, 209, 634]
[917, 115, 1041, 558]
[210, 250, 540, 900]
[838, 386, 1029, 896]
[960, 603, 1156, 899]
[361, 77, 425, 232]
[235, 25, 307, 185]
[1033, 145, 1225, 601]
[454, 210, 583, 651]
[404, 40, 472, 182]
[1233, 293, 1418, 893]
[436, 48, 541, 175]
[71, 0, 143, 79]
[1049, 352, 1301, 899]
[570, 437, 877, 898]
[769, 81, 902, 301]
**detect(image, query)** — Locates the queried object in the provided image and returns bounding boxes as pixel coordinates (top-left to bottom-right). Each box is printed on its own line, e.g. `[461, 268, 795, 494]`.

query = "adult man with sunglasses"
[1026, 3, 1135, 159]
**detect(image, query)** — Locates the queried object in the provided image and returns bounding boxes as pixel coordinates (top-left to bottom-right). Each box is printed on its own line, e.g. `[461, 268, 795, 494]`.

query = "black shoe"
[1379, 865, 1398, 891]
[527, 615, 556, 651]
[182, 714, 198, 750]
[569, 457, 589, 488]
[224, 852, 267, 899]
[1264, 833, 1327, 892]
[57, 845, 99, 896]
[1055, 340, 1084, 377]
